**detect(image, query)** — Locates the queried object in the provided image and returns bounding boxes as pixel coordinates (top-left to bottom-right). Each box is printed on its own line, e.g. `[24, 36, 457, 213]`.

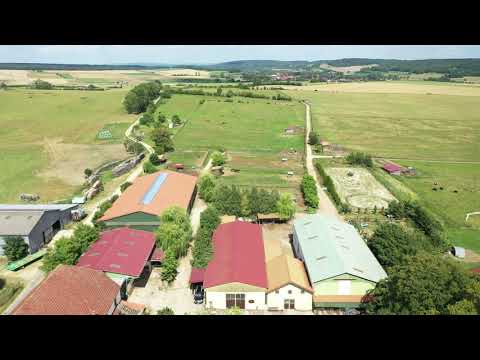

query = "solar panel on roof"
[141, 173, 168, 205]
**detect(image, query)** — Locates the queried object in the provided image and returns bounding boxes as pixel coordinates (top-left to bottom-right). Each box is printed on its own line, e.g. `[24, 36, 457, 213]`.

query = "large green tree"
[150, 126, 174, 154]
[276, 193, 296, 221]
[364, 252, 480, 315]
[2, 236, 29, 262]
[198, 175, 217, 203]
[161, 249, 179, 283]
[368, 223, 435, 269]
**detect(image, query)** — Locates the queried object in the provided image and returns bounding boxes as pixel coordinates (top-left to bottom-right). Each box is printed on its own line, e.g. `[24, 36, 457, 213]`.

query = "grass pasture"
[286, 82, 480, 250]
[153, 94, 305, 196]
[0, 88, 135, 202]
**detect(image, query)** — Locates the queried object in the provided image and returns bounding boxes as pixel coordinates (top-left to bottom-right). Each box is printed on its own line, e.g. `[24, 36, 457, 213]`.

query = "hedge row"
[191, 207, 221, 268]
[315, 162, 342, 206]
[301, 174, 319, 209]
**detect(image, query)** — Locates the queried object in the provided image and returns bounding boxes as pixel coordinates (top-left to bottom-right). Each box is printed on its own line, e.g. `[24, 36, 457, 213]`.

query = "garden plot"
[325, 167, 395, 209]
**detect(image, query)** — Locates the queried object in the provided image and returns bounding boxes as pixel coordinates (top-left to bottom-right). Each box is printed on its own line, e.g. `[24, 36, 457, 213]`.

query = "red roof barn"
[204, 221, 268, 289]
[12, 265, 120, 315]
[76, 227, 155, 278]
[383, 162, 404, 175]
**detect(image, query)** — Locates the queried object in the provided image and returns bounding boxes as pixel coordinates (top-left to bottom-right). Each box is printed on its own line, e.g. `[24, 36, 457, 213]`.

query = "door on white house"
[338, 280, 351, 295]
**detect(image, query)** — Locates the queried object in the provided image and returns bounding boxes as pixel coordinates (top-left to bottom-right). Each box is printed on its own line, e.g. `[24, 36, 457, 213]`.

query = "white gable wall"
[267, 283, 312, 311]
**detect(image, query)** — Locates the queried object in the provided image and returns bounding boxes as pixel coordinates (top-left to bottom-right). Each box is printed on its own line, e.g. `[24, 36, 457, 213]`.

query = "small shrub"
[120, 182, 132, 192]
[143, 161, 157, 174]
[157, 307, 175, 315]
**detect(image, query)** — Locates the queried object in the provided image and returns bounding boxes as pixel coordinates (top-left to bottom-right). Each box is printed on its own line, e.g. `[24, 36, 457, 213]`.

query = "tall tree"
[2, 236, 29, 262]
[276, 193, 296, 221]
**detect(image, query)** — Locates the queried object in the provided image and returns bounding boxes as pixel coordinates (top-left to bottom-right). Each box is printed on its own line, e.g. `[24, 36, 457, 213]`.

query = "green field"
[289, 87, 480, 252]
[0, 88, 135, 202]
[152, 94, 305, 194]
[298, 91, 479, 161]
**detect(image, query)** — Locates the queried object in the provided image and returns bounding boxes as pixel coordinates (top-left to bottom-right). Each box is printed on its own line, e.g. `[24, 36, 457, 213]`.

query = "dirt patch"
[326, 167, 396, 209]
[262, 223, 294, 261]
[463, 249, 480, 263]
[38, 138, 129, 186]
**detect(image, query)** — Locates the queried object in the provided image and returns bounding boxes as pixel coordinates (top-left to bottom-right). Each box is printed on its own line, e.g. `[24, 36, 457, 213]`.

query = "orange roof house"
[12, 265, 121, 315]
[266, 254, 313, 311]
[99, 170, 197, 231]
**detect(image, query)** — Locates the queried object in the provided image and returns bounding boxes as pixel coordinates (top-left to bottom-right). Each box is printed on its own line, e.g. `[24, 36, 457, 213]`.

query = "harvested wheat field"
[284, 81, 480, 96]
[325, 167, 395, 209]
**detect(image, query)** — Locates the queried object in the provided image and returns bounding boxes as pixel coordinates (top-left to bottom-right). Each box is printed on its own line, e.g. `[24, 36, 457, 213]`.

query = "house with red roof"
[203, 221, 268, 310]
[12, 265, 121, 315]
[76, 227, 157, 289]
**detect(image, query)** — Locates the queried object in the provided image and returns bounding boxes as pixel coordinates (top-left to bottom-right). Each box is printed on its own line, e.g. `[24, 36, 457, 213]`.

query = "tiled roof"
[266, 254, 313, 293]
[204, 221, 268, 289]
[100, 170, 197, 221]
[190, 268, 205, 284]
[76, 227, 155, 277]
[383, 163, 403, 173]
[12, 265, 119, 315]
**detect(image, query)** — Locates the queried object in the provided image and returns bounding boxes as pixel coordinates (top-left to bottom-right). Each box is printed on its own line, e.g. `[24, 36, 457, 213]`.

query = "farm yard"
[148, 94, 306, 198]
[284, 81, 480, 253]
[0, 88, 135, 203]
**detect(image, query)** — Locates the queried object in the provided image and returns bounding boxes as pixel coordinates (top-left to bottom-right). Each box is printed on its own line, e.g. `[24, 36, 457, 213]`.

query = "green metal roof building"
[292, 214, 387, 309]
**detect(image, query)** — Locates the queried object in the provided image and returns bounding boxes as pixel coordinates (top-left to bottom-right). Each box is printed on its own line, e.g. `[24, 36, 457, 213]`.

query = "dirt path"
[83, 112, 156, 226]
[304, 102, 341, 220]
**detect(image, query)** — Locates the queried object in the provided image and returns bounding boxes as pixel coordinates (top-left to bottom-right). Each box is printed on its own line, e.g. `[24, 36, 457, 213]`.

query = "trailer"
[6, 248, 47, 272]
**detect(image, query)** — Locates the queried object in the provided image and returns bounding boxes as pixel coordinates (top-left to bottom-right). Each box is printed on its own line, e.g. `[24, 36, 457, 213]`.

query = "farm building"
[292, 214, 387, 309]
[382, 162, 404, 176]
[266, 254, 313, 311]
[98, 170, 197, 231]
[76, 227, 157, 291]
[12, 265, 121, 315]
[203, 221, 268, 310]
[450, 246, 465, 259]
[0, 204, 79, 255]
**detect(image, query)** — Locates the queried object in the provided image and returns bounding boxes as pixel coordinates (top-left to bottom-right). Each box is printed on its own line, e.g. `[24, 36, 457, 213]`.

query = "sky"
[0, 45, 479, 65]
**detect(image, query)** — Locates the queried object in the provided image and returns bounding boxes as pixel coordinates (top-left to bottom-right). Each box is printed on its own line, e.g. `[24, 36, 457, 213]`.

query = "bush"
[143, 161, 157, 174]
[41, 225, 99, 273]
[31, 79, 53, 89]
[120, 181, 132, 192]
[84, 168, 93, 177]
[2, 236, 29, 262]
[308, 131, 319, 145]
[139, 113, 154, 126]
[211, 151, 226, 167]
[315, 161, 342, 207]
[191, 206, 221, 268]
[345, 152, 373, 168]
[157, 307, 175, 315]
[198, 175, 217, 203]
[149, 153, 162, 166]
[301, 175, 319, 209]
[161, 249, 179, 283]
[276, 193, 296, 220]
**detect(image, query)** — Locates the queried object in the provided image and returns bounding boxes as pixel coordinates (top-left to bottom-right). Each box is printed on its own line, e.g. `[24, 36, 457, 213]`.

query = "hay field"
[326, 167, 395, 209]
[283, 80, 480, 96]
[0, 68, 210, 86]
[0, 88, 135, 202]
[152, 94, 305, 195]
[293, 91, 480, 162]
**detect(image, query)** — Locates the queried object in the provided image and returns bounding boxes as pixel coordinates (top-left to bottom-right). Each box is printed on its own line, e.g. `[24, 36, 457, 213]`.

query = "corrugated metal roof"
[0, 211, 44, 235]
[77, 227, 155, 277]
[204, 221, 268, 289]
[293, 214, 387, 284]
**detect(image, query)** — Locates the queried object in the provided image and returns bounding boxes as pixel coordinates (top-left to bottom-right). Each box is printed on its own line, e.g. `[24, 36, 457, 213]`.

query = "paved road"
[303, 102, 341, 220]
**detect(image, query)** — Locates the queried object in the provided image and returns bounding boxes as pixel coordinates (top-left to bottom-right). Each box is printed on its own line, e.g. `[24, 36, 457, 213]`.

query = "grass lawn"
[151, 94, 305, 195]
[0, 88, 135, 202]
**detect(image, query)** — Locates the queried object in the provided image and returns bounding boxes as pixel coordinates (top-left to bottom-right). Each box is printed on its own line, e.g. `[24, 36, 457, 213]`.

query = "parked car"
[193, 286, 204, 304]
